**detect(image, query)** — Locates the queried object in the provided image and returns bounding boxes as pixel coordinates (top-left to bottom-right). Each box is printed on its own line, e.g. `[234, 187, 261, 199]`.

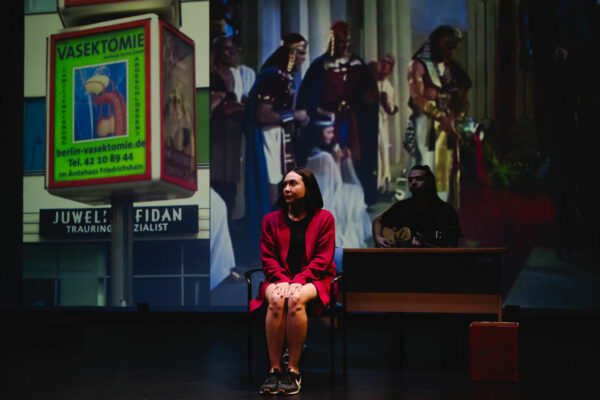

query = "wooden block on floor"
[470, 321, 519, 382]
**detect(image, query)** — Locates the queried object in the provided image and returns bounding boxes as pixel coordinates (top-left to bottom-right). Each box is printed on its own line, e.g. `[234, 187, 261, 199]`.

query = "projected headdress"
[261, 33, 307, 73]
[413, 25, 462, 62]
[284, 36, 308, 72]
[329, 21, 351, 57]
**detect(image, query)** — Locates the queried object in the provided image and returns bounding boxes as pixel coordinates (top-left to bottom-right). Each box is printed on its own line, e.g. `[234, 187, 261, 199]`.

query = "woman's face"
[294, 47, 307, 69]
[282, 171, 306, 204]
[322, 126, 335, 145]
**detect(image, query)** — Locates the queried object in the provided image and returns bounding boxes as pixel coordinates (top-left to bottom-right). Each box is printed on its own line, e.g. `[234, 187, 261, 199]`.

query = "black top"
[381, 196, 462, 247]
[284, 212, 313, 278]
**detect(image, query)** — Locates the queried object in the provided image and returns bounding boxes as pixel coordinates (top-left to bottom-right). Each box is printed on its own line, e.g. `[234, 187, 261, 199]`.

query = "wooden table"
[331, 247, 507, 378]
[341, 247, 507, 321]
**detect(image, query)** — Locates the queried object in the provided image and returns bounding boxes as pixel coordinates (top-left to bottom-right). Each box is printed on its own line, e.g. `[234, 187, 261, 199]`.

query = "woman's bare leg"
[264, 283, 287, 371]
[285, 283, 318, 372]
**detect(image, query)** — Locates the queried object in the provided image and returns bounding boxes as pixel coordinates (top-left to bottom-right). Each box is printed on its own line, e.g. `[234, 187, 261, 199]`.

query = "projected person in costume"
[305, 113, 371, 248]
[371, 55, 399, 195]
[404, 25, 471, 209]
[297, 21, 379, 206]
[210, 35, 255, 224]
[249, 167, 336, 395]
[244, 33, 310, 260]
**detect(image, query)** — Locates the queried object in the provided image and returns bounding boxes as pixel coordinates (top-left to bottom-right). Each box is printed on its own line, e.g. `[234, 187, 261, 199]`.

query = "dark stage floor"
[3, 307, 600, 399]
[7, 175, 598, 399]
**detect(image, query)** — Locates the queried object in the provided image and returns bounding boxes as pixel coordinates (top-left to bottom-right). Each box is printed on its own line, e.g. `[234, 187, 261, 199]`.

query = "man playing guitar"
[372, 165, 462, 248]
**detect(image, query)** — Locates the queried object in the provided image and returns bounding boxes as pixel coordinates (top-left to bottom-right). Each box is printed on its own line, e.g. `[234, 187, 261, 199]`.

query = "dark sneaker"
[259, 369, 281, 395]
[278, 368, 302, 395]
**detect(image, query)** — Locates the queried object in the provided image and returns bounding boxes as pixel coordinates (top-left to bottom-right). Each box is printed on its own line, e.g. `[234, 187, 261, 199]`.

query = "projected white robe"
[210, 188, 236, 290]
[306, 147, 372, 248]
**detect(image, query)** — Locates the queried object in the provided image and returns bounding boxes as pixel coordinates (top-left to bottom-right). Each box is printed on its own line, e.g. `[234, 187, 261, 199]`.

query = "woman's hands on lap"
[271, 282, 304, 299]
[272, 282, 290, 298]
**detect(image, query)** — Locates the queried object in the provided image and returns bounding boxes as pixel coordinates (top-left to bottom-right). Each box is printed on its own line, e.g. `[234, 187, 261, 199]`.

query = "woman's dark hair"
[410, 164, 437, 194]
[261, 33, 307, 73]
[277, 167, 324, 211]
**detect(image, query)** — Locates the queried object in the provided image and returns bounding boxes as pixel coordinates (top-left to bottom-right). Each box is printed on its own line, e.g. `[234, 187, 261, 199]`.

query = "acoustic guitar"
[381, 226, 447, 248]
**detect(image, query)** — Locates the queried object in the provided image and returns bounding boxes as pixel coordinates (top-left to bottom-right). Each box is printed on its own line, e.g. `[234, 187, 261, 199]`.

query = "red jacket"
[249, 209, 336, 314]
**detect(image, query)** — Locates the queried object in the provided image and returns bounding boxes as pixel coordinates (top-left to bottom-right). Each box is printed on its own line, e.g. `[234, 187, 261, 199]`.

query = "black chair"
[245, 268, 344, 385]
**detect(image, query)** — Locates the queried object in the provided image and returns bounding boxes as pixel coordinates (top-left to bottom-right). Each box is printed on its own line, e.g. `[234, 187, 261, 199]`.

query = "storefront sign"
[39, 205, 199, 238]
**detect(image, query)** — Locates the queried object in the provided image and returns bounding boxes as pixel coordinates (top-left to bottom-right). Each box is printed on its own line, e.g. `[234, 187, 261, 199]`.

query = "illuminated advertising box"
[46, 13, 197, 204]
[57, 0, 181, 29]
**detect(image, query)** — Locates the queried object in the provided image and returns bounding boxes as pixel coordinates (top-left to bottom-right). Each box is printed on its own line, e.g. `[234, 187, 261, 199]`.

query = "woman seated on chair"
[249, 167, 336, 395]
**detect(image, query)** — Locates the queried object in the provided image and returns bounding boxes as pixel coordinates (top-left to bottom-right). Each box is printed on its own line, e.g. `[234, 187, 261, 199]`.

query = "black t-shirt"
[381, 196, 462, 247]
[284, 212, 313, 277]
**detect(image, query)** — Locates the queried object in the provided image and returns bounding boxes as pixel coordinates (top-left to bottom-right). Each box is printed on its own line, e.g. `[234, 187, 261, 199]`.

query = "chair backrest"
[334, 247, 344, 274]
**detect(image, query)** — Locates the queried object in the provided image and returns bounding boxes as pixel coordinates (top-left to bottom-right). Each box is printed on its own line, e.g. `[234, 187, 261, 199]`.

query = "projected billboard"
[49, 20, 150, 185]
[46, 14, 197, 204]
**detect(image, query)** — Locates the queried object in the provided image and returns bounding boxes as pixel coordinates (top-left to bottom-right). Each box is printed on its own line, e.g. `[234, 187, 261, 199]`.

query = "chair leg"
[330, 307, 336, 385]
[248, 313, 253, 385]
[342, 308, 347, 377]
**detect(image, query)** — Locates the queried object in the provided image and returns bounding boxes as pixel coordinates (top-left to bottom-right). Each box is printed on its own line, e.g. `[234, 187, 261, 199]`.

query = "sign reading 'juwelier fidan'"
[39, 205, 199, 238]
[48, 20, 150, 186]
